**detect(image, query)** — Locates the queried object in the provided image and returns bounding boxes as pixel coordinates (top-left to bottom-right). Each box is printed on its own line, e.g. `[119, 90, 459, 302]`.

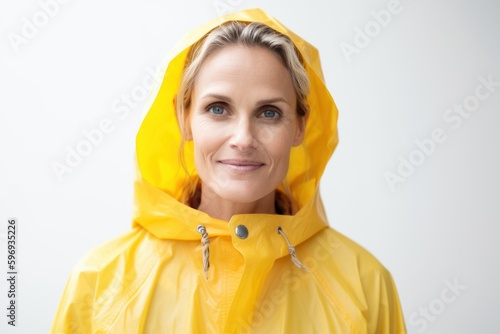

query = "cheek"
[263, 128, 296, 165]
[191, 119, 225, 163]
[191, 117, 211, 139]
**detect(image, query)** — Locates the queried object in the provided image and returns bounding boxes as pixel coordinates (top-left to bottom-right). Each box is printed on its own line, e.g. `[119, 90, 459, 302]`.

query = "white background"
[1, 0, 499, 333]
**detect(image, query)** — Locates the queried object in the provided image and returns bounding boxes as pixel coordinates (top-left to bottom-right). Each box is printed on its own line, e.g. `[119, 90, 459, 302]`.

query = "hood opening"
[135, 8, 338, 215]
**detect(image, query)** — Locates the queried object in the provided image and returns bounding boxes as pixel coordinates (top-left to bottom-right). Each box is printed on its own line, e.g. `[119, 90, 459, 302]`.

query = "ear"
[293, 113, 308, 146]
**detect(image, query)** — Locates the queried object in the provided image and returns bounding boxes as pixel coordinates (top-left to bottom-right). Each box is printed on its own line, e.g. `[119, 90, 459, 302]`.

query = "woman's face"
[189, 45, 306, 205]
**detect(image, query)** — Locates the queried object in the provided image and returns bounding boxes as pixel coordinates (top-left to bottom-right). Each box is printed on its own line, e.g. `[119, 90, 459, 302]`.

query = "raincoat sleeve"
[365, 266, 407, 333]
[51, 263, 98, 334]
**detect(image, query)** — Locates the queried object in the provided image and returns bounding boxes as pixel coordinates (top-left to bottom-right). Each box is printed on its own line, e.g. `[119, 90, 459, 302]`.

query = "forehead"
[193, 45, 295, 101]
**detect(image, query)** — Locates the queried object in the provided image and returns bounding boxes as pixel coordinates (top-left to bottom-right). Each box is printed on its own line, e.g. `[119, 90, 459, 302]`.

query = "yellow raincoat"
[52, 8, 406, 333]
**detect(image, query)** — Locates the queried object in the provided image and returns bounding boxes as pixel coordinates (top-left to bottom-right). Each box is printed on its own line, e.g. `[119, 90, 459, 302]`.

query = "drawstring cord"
[197, 225, 307, 279]
[277, 227, 308, 270]
[197, 225, 210, 279]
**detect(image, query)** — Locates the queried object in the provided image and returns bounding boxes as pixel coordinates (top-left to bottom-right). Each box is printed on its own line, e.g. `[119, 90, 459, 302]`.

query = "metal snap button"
[235, 225, 249, 239]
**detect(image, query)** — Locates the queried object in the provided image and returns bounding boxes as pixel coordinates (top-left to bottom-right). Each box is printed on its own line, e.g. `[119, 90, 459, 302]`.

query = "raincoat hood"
[134, 7, 338, 244]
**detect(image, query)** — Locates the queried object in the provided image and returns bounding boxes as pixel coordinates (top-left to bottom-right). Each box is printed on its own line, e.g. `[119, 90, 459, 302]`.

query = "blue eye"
[209, 106, 225, 115]
[262, 109, 279, 119]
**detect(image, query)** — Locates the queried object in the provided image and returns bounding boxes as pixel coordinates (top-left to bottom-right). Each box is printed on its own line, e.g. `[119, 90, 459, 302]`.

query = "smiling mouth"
[218, 160, 265, 173]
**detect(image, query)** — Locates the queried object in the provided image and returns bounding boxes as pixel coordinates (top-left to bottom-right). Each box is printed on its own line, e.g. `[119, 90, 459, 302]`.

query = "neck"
[197, 188, 276, 222]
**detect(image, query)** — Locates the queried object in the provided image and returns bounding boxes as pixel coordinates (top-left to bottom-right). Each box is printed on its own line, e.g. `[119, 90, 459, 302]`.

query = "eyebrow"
[200, 93, 233, 103]
[200, 93, 291, 106]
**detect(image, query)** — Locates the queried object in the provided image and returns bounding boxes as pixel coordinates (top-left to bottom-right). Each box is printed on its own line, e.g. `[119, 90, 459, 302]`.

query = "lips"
[217, 159, 265, 173]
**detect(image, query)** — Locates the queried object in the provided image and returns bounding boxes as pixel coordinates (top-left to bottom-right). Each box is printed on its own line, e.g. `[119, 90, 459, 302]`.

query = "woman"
[52, 8, 406, 333]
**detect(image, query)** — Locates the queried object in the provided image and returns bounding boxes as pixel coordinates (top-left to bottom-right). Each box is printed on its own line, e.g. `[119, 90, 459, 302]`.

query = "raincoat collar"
[133, 178, 329, 262]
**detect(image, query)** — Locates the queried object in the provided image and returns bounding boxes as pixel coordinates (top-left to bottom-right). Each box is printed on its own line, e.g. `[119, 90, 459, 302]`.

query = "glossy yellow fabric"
[51, 8, 406, 333]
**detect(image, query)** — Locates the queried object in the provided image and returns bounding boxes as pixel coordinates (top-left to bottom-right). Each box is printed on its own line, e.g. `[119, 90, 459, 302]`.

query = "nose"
[229, 117, 257, 151]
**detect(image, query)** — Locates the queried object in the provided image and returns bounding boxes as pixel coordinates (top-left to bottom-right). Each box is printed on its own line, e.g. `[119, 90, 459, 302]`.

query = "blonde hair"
[176, 21, 310, 213]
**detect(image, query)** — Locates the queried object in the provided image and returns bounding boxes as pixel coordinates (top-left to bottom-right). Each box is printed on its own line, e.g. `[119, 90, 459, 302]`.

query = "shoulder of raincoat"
[51, 8, 406, 334]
